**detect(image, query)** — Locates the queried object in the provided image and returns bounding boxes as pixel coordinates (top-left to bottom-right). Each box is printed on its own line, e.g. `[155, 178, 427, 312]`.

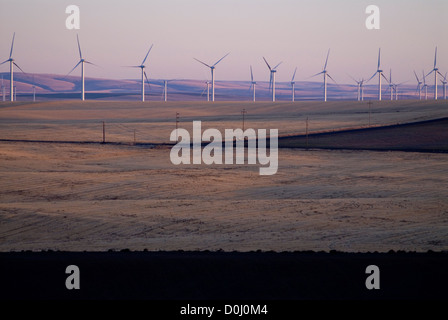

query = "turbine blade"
[67, 61, 82, 76]
[9, 32, 15, 59]
[327, 73, 336, 84]
[144, 71, 151, 88]
[292, 67, 297, 82]
[193, 58, 211, 68]
[250, 65, 254, 82]
[263, 57, 271, 71]
[323, 48, 330, 70]
[413, 70, 419, 82]
[269, 73, 272, 91]
[434, 46, 437, 69]
[426, 69, 434, 77]
[77, 34, 82, 59]
[200, 83, 207, 97]
[212, 52, 230, 67]
[310, 71, 324, 78]
[381, 73, 389, 83]
[347, 74, 355, 82]
[141, 44, 154, 65]
[83, 60, 97, 67]
[13, 62, 25, 73]
[377, 48, 381, 70]
[0, 60, 9, 66]
[273, 61, 282, 70]
[367, 71, 378, 83]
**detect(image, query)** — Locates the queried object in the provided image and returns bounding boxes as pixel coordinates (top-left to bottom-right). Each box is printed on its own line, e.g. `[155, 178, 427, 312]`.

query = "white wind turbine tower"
[414, 70, 422, 100]
[67, 35, 95, 101]
[441, 72, 447, 100]
[263, 57, 282, 102]
[126, 44, 153, 102]
[1, 33, 25, 102]
[249, 65, 256, 102]
[367, 48, 388, 101]
[422, 70, 428, 100]
[290, 67, 297, 102]
[194, 53, 230, 102]
[311, 49, 335, 102]
[426, 47, 443, 100]
[162, 80, 168, 102]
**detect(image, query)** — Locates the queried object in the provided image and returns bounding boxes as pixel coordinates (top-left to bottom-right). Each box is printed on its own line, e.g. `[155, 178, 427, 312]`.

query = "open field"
[0, 100, 447, 252]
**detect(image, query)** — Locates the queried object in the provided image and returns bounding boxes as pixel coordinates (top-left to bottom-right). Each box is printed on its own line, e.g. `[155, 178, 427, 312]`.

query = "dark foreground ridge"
[1, 250, 447, 300]
[278, 117, 448, 153]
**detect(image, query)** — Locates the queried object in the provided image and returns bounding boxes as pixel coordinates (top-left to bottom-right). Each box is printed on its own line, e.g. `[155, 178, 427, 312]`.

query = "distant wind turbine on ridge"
[290, 67, 297, 102]
[367, 48, 388, 101]
[426, 47, 443, 100]
[348, 74, 365, 101]
[263, 57, 282, 102]
[194, 53, 230, 102]
[387, 69, 395, 100]
[249, 66, 256, 102]
[67, 35, 96, 101]
[311, 49, 335, 102]
[441, 72, 447, 100]
[422, 70, 428, 100]
[0, 33, 25, 102]
[414, 70, 422, 100]
[125, 44, 153, 102]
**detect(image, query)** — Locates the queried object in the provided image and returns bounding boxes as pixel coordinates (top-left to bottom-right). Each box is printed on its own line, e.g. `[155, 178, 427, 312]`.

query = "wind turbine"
[161, 79, 176, 102]
[200, 81, 210, 101]
[422, 70, 428, 100]
[1, 33, 25, 102]
[414, 70, 422, 100]
[126, 44, 153, 102]
[367, 48, 388, 101]
[426, 47, 443, 100]
[348, 75, 365, 101]
[263, 57, 282, 102]
[387, 69, 394, 101]
[194, 53, 230, 102]
[249, 65, 256, 102]
[67, 35, 95, 101]
[441, 72, 447, 100]
[290, 67, 297, 102]
[311, 49, 335, 102]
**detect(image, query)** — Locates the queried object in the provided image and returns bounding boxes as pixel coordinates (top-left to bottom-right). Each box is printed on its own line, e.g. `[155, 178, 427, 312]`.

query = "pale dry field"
[0, 100, 447, 252]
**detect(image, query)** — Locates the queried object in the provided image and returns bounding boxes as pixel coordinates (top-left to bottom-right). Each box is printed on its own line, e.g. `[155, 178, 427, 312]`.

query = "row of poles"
[99, 104, 374, 145]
